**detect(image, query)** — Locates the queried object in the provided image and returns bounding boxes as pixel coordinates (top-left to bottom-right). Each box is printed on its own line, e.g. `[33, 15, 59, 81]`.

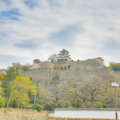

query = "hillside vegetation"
[0, 57, 120, 110]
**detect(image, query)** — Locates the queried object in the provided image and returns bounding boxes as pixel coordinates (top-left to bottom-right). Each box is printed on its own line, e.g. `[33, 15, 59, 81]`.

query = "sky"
[0, 0, 120, 68]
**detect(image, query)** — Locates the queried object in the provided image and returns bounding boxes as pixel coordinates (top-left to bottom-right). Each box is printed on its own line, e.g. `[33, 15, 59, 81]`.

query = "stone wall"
[19, 58, 115, 90]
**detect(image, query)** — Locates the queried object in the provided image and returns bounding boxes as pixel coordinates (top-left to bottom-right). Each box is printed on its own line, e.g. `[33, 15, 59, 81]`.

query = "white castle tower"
[48, 49, 72, 62]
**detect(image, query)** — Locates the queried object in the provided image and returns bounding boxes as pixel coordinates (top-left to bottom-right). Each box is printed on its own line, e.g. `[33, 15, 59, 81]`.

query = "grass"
[0, 109, 48, 120]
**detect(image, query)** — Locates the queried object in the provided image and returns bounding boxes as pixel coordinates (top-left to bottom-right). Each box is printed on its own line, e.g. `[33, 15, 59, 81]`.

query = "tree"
[66, 87, 83, 108]
[12, 63, 22, 70]
[80, 75, 109, 108]
[22, 65, 30, 72]
[33, 59, 40, 64]
[2, 68, 36, 108]
[37, 88, 53, 105]
[2, 67, 18, 107]
[0, 74, 4, 80]
[10, 75, 37, 108]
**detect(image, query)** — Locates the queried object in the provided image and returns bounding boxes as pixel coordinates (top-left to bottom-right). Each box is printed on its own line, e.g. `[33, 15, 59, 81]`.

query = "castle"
[48, 49, 72, 62]
[29, 49, 104, 71]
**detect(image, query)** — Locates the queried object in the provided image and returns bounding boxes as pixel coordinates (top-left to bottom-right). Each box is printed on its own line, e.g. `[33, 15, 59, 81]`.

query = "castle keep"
[48, 49, 72, 62]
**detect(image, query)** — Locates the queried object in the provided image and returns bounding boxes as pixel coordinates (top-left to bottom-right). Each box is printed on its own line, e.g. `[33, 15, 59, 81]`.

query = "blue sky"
[0, 0, 120, 68]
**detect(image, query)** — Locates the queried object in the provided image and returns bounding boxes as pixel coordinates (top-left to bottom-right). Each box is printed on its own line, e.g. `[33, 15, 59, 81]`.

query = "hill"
[15, 57, 120, 108]
[6, 49, 119, 108]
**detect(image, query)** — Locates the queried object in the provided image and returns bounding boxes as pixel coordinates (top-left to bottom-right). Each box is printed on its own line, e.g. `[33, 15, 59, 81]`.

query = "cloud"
[50, 24, 82, 47]
[15, 40, 38, 49]
[0, 0, 120, 68]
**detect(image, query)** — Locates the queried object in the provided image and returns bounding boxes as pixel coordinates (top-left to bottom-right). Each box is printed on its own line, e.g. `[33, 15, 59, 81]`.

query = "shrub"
[64, 103, 72, 108]
[96, 102, 107, 108]
[32, 104, 44, 111]
[53, 104, 59, 108]
[44, 104, 54, 111]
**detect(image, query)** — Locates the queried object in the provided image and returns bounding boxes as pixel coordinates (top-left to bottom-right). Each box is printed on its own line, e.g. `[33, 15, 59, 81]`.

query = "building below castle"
[48, 49, 72, 62]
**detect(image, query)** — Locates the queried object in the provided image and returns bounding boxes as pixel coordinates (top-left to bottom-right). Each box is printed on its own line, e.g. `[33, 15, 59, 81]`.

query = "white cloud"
[0, 0, 120, 67]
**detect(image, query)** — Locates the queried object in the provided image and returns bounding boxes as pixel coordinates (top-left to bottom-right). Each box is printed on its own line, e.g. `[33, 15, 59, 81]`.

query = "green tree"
[2, 67, 18, 107]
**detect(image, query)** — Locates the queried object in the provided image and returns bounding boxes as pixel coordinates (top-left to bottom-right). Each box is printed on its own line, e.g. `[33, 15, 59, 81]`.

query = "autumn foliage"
[0, 74, 4, 80]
